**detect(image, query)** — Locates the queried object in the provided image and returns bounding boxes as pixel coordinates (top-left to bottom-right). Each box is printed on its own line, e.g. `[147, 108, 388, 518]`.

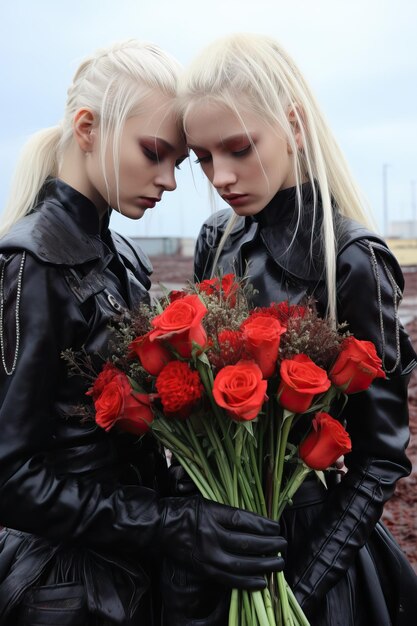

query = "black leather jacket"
[194, 183, 417, 623]
[0, 179, 169, 623]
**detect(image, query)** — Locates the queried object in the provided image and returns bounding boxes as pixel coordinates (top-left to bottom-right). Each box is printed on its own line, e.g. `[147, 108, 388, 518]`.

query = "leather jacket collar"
[215, 182, 377, 283]
[1, 179, 116, 266]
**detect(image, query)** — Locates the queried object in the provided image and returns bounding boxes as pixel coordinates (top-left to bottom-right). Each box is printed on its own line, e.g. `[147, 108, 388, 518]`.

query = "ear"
[73, 108, 97, 152]
[287, 106, 305, 153]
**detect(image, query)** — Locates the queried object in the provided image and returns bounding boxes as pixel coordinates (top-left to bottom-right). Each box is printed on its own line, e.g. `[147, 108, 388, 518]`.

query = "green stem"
[286, 584, 310, 626]
[275, 464, 311, 520]
[249, 436, 268, 516]
[233, 426, 244, 507]
[276, 571, 292, 625]
[266, 404, 275, 517]
[252, 589, 273, 626]
[228, 589, 239, 626]
[271, 412, 295, 520]
[262, 587, 276, 626]
[184, 420, 226, 502]
[152, 420, 202, 466]
[242, 591, 251, 626]
[202, 414, 235, 504]
[173, 455, 218, 501]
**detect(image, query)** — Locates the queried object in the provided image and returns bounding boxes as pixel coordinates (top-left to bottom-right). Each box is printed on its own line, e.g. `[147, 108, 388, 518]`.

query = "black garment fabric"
[193, 183, 417, 626]
[0, 179, 166, 625]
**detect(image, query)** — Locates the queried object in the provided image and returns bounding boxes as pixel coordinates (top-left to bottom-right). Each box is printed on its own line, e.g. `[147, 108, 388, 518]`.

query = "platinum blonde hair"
[0, 39, 182, 237]
[178, 33, 375, 323]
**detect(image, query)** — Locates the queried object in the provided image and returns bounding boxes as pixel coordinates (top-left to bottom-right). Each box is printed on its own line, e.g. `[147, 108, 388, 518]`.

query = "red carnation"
[197, 273, 239, 306]
[246, 302, 306, 326]
[156, 361, 203, 419]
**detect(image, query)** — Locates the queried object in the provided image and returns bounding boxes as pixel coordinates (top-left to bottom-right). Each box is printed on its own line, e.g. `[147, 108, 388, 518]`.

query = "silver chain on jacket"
[0, 252, 26, 376]
[367, 241, 401, 374]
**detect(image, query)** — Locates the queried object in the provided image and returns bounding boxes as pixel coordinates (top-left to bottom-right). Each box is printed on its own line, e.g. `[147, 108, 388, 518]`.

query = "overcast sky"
[1, 0, 416, 239]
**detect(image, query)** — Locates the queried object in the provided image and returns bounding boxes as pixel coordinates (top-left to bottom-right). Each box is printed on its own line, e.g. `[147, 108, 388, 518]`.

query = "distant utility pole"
[382, 163, 390, 236]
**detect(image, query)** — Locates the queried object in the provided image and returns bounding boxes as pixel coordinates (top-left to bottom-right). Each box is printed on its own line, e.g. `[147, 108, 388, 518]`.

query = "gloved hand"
[161, 558, 229, 625]
[160, 495, 286, 590]
[168, 460, 198, 496]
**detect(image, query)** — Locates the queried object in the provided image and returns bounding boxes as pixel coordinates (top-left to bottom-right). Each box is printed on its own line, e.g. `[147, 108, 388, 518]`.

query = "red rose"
[129, 332, 172, 375]
[330, 336, 386, 393]
[149, 294, 207, 358]
[299, 412, 352, 470]
[242, 315, 286, 377]
[156, 361, 203, 419]
[95, 378, 129, 430]
[212, 360, 267, 421]
[87, 362, 122, 400]
[278, 354, 331, 413]
[116, 392, 154, 436]
[94, 373, 153, 435]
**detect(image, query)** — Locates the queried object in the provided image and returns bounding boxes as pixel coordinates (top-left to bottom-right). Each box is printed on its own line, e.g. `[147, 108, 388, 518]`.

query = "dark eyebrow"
[188, 133, 251, 151]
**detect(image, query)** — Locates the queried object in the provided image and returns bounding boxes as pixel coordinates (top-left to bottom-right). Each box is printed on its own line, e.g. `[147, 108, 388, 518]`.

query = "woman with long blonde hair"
[0, 39, 285, 626]
[176, 33, 417, 625]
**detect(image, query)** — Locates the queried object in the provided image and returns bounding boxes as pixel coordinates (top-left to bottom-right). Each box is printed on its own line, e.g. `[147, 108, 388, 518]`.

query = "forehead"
[125, 90, 185, 147]
[185, 99, 263, 146]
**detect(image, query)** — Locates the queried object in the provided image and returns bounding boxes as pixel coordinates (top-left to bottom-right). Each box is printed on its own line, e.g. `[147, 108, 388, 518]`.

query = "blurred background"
[1, 0, 416, 568]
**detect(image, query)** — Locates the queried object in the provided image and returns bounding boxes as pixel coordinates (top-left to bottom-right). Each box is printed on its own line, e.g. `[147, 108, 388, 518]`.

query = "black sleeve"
[0, 252, 164, 556]
[193, 222, 215, 282]
[289, 239, 416, 615]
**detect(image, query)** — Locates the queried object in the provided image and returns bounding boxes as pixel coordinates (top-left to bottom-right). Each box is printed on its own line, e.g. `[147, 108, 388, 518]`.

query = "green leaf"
[315, 470, 328, 489]
[197, 351, 211, 367]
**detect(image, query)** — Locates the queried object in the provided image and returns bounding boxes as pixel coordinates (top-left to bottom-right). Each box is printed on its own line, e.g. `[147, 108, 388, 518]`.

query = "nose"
[211, 158, 237, 191]
[155, 165, 177, 192]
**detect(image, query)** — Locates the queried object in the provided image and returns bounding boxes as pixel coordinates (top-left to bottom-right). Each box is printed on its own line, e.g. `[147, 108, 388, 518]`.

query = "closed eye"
[143, 146, 159, 162]
[175, 156, 187, 170]
[232, 145, 251, 157]
[194, 155, 212, 164]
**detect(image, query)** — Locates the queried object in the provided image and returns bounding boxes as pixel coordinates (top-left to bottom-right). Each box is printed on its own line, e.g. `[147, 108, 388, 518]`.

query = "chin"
[120, 206, 146, 220]
[232, 204, 263, 217]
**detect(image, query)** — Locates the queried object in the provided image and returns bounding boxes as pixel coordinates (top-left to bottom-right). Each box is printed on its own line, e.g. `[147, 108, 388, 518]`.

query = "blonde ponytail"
[1, 39, 181, 238]
[0, 126, 62, 238]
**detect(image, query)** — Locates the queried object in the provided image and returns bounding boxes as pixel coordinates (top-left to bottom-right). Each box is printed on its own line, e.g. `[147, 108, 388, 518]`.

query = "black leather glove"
[168, 460, 199, 496]
[160, 495, 286, 590]
[161, 558, 229, 626]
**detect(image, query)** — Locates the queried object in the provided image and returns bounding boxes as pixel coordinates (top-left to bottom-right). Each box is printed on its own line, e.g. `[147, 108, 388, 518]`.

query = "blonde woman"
[177, 33, 417, 626]
[0, 40, 286, 626]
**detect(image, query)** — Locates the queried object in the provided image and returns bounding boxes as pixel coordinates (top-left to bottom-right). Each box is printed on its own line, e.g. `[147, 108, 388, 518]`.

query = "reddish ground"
[151, 256, 417, 572]
[382, 269, 417, 572]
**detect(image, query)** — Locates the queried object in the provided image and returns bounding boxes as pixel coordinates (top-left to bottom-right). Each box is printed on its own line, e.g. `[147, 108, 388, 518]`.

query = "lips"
[137, 197, 161, 209]
[222, 193, 249, 208]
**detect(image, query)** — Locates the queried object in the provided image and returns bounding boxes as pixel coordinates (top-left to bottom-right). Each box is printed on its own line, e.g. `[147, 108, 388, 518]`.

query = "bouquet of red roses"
[82, 274, 386, 626]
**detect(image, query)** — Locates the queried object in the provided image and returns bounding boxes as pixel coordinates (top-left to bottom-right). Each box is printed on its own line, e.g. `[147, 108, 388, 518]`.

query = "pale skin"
[185, 100, 303, 217]
[59, 89, 187, 221]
